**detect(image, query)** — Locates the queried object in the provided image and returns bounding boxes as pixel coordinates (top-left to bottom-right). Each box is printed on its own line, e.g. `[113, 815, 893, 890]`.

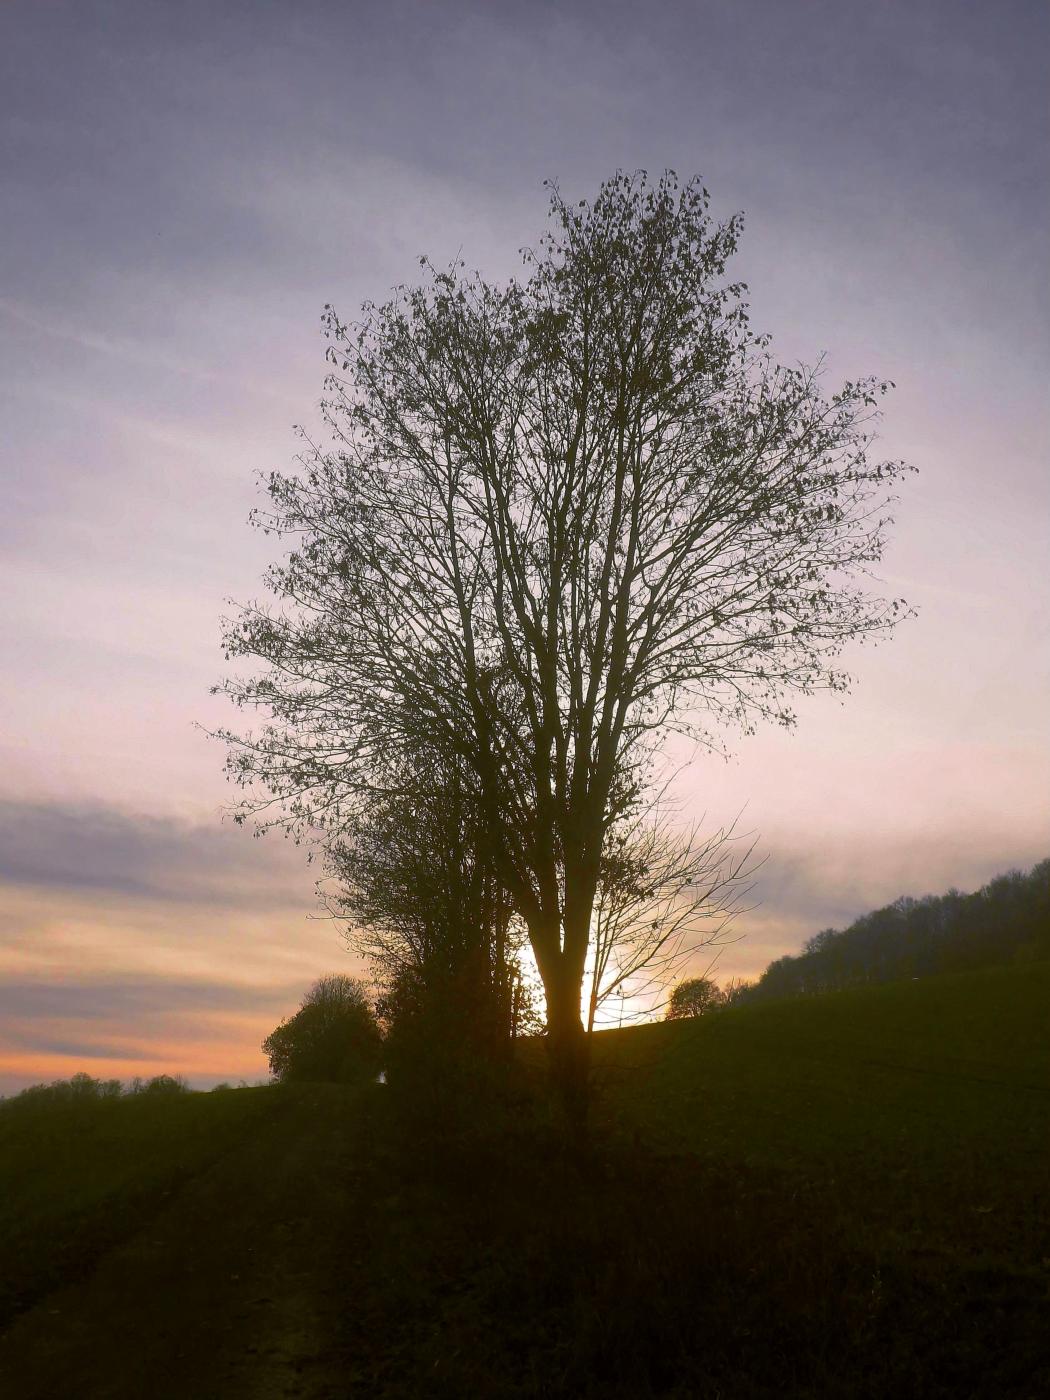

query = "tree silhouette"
[218, 170, 914, 1116]
[262, 976, 381, 1085]
[585, 805, 756, 1032]
[323, 741, 534, 1055]
[666, 976, 723, 1019]
[744, 858, 1050, 1000]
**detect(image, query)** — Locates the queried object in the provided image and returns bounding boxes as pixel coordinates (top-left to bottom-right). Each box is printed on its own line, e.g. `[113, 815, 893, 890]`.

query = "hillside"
[594, 961, 1050, 1269]
[597, 959, 1050, 1157]
[1, 964, 1048, 1397]
[741, 858, 1049, 1000]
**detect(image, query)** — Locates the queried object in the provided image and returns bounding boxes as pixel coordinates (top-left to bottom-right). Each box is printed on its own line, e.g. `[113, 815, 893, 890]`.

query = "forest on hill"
[739, 858, 1049, 1003]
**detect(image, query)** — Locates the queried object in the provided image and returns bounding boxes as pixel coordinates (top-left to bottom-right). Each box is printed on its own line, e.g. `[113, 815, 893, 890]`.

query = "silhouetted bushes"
[0, 1072, 189, 1113]
[262, 975, 382, 1085]
[128, 1073, 189, 1096]
[665, 975, 723, 1018]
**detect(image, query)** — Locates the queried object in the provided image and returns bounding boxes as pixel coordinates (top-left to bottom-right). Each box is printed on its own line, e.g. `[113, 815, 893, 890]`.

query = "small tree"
[721, 976, 754, 1007]
[586, 807, 756, 1032]
[324, 744, 528, 1057]
[666, 976, 723, 1019]
[128, 1074, 189, 1095]
[262, 975, 381, 1084]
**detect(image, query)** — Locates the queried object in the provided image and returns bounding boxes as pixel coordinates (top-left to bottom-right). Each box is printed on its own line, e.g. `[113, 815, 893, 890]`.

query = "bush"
[263, 975, 382, 1085]
[0, 1074, 195, 1117]
[666, 976, 724, 1019]
[129, 1074, 189, 1096]
[1, 1073, 124, 1113]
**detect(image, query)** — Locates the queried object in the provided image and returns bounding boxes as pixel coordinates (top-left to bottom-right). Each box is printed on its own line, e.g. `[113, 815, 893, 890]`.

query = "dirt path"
[0, 1087, 363, 1399]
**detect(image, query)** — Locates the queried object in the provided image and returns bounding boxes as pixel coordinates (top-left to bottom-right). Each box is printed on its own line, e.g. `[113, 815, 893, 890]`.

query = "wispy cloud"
[0, 798, 358, 1090]
[0, 972, 304, 1092]
[0, 975, 296, 1024]
[0, 798, 311, 908]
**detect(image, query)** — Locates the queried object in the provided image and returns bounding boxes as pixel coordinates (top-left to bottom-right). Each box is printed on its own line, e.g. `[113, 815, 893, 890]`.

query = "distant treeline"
[0, 1072, 192, 1110]
[738, 859, 1049, 1003]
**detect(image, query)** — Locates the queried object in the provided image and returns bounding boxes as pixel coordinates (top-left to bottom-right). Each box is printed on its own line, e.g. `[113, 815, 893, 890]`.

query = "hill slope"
[596, 959, 1050, 1154]
[1, 964, 1047, 1397]
[594, 961, 1050, 1269]
[741, 857, 1049, 999]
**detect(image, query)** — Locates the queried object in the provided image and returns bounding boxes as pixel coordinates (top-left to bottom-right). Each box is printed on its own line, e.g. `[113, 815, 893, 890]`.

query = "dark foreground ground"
[1, 962, 1048, 1398]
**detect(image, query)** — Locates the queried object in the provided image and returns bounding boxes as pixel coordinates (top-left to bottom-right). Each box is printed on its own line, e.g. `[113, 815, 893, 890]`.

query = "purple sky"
[2, 0, 1047, 1090]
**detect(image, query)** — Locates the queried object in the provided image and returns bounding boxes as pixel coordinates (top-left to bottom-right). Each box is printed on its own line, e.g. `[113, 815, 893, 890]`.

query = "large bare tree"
[217, 171, 913, 1112]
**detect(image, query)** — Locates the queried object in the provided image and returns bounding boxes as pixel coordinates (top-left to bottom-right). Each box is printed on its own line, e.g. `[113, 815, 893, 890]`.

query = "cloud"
[755, 829, 1048, 927]
[0, 797, 367, 1092]
[12, 1036, 157, 1063]
[0, 975, 295, 1025]
[0, 797, 313, 908]
[0, 296, 279, 401]
[0, 972, 318, 1096]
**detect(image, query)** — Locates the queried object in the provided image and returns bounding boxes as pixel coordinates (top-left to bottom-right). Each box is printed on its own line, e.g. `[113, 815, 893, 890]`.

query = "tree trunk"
[543, 961, 590, 1133]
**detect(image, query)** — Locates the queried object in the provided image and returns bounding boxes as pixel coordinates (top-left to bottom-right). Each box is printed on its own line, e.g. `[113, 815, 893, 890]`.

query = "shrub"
[129, 1074, 190, 1096]
[1, 1073, 124, 1112]
[666, 976, 724, 1019]
[263, 975, 382, 1085]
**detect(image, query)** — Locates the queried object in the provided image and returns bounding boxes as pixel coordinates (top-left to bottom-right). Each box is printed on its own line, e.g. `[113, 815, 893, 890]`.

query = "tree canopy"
[666, 976, 723, 1019]
[262, 976, 381, 1085]
[323, 742, 534, 1054]
[743, 859, 1050, 1001]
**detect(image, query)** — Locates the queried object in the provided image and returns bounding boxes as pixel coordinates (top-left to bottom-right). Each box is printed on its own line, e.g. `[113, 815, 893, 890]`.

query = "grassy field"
[0, 1082, 280, 1330]
[594, 961, 1050, 1261]
[0, 963, 1047, 1397]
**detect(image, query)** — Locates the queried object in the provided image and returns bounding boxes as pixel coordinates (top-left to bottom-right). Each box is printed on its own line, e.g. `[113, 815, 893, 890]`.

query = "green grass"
[0, 1083, 279, 1328]
[591, 962, 1050, 1267]
[328, 963, 1050, 1398]
[1, 963, 1047, 1397]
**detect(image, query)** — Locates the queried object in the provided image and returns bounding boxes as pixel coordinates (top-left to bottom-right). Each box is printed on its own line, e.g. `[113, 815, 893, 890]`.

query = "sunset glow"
[2, 1, 1047, 1092]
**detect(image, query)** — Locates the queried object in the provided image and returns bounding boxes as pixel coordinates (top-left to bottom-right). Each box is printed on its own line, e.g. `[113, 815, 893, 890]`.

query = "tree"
[128, 1074, 189, 1095]
[744, 857, 1050, 1000]
[218, 170, 914, 1114]
[666, 976, 723, 1019]
[585, 806, 757, 1033]
[721, 976, 754, 1007]
[322, 742, 536, 1055]
[262, 975, 381, 1085]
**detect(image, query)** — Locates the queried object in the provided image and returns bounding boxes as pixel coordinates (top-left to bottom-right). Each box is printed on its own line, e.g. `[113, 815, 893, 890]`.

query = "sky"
[1, 0, 1047, 1091]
